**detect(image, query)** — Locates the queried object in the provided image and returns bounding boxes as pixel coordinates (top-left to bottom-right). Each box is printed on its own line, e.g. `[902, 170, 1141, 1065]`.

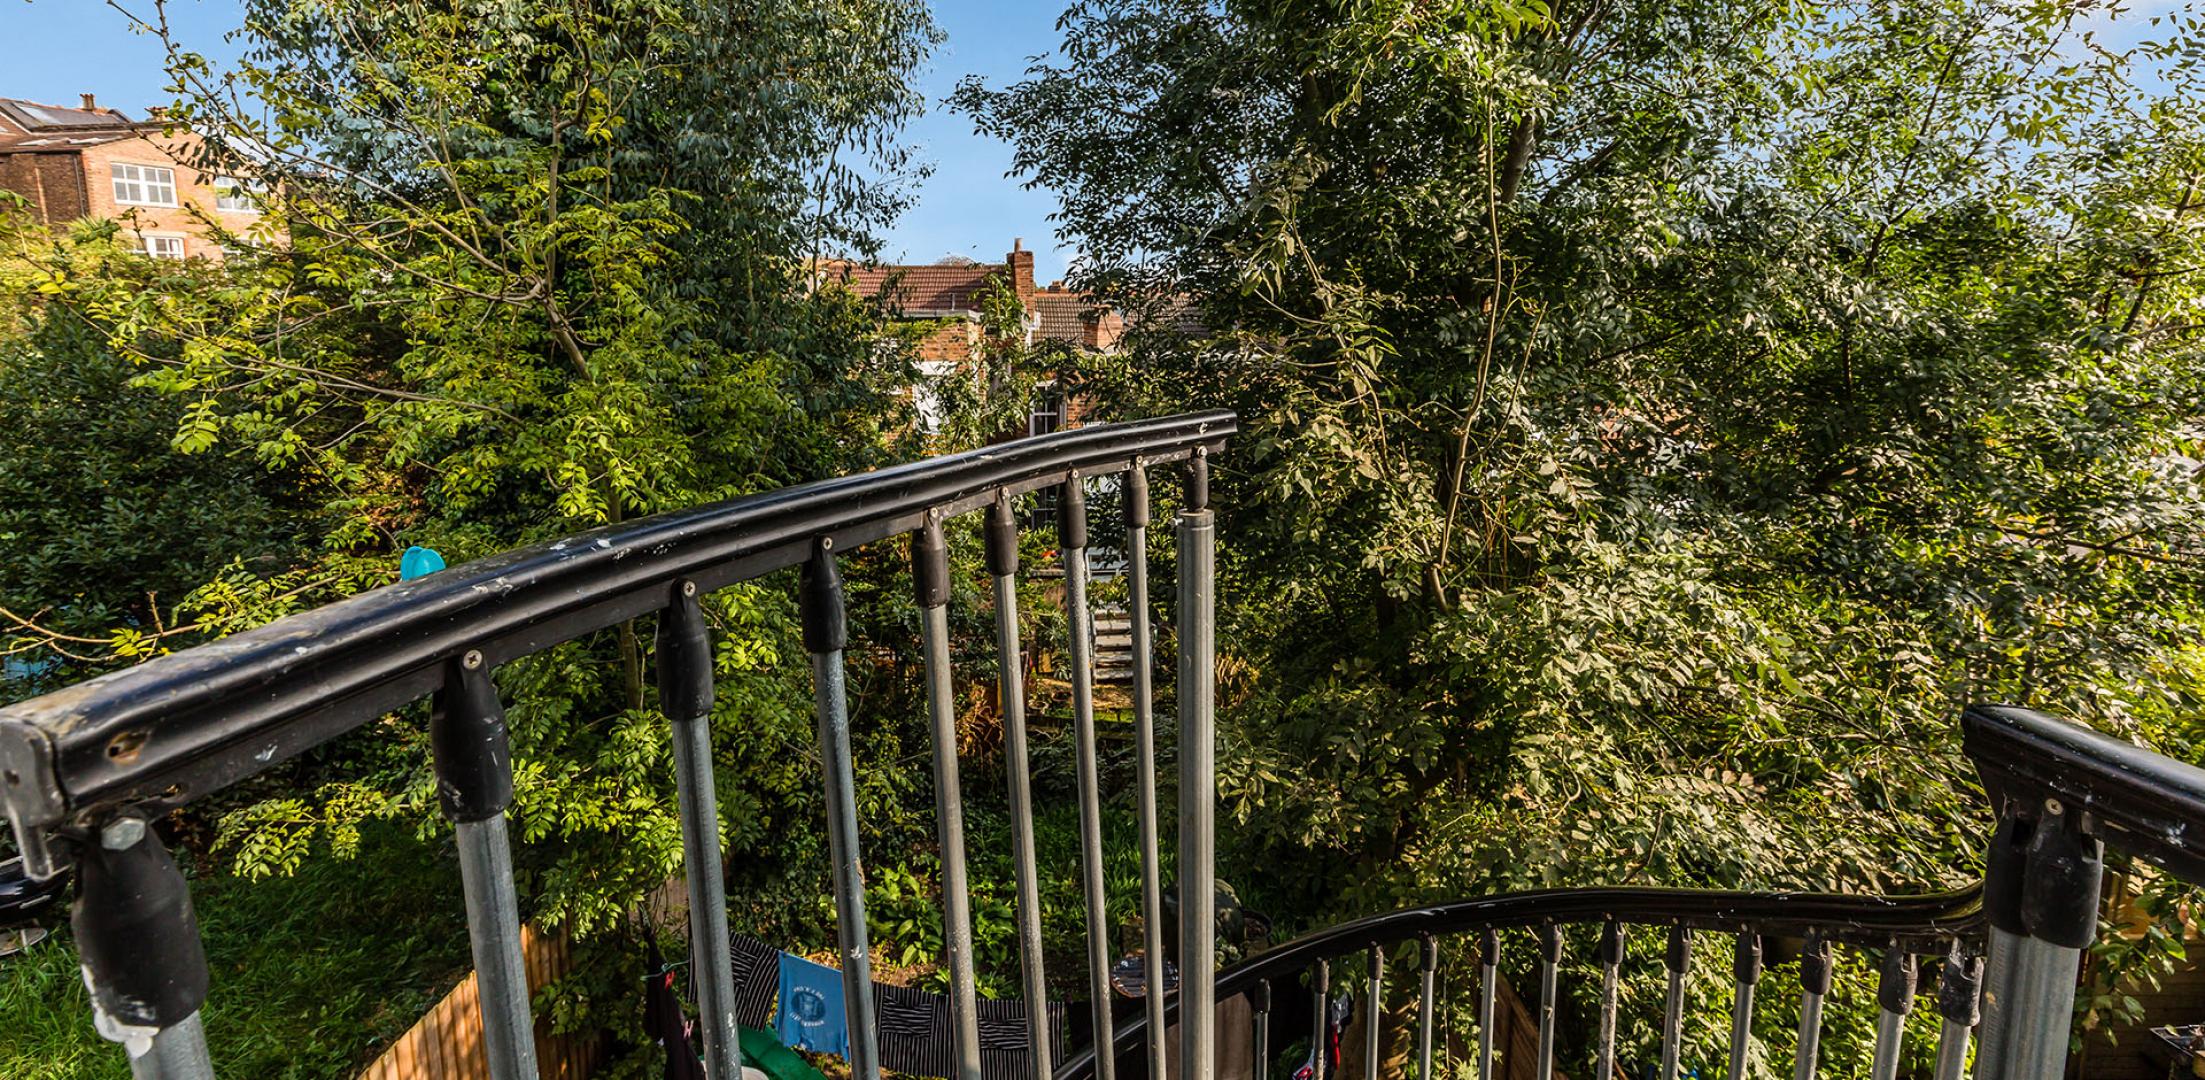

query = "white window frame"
[912, 359, 957, 435]
[142, 234, 187, 260]
[212, 176, 262, 213]
[1028, 382, 1063, 439]
[111, 162, 178, 208]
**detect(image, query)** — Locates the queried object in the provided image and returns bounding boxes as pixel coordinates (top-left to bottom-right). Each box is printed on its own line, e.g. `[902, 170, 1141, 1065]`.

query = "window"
[143, 235, 186, 260]
[111, 163, 177, 207]
[912, 360, 956, 435]
[1026, 384, 1064, 529]
[213, 176, 261, 213]
[1028, 383, 1062, 438]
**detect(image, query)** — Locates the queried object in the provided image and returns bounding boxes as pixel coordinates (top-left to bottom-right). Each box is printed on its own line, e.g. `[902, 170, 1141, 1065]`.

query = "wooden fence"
[355, 924, 602, 1080]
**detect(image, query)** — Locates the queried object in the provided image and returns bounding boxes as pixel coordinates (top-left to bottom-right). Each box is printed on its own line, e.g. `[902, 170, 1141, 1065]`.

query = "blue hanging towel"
[400, 546, 446, 581]
[775, 952, 850, 1057]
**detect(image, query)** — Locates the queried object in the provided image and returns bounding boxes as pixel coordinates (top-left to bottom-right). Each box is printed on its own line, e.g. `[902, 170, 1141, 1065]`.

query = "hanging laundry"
[643, 934, 705, 1080]
[775, 952, 851, 1056]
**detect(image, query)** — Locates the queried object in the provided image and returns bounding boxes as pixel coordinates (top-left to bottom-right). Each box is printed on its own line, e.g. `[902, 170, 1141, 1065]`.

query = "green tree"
[960, 0, 2205, 1065]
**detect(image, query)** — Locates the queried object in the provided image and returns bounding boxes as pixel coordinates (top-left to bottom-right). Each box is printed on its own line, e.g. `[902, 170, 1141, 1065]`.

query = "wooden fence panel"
[356, 925, 604, 1080]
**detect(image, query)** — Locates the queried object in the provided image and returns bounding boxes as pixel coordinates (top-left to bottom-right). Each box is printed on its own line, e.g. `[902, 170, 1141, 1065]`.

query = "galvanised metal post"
[1127, 464, 1171, 1080]
[1661, 927, 1691, 1080]
[1365, 945, 1387, 1080]
[1595, 921, 1623, 1080]
[1178, 450, 1218, 1080]
[433, 653, 540, 1080]
[915, 519, 983, 1080]
[1972, 813, 2028, 1080]
[1997, 798, 2101, 1080]
[73, 813, 215, 1080]
[1793, 936, 1831, 1080]
[1931, 946, 1980, 1080]
[1868, 948, 1916, 1080]
[1062, 475, 1117, 1080]
[1476, 929, 1498, 1080]
[803, 542, 881, 1080]
[1416, 935, 1438, 1080]
[658, 579, 742, 1080]
[1535, 924, 1560, 1080]
[987, 494, 1055, 1079]
[1727, 931, 1762, 1080]
[1252, 979, 1273, 1080]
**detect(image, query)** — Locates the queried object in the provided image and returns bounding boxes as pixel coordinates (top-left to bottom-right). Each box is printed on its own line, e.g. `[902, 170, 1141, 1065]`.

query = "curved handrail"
[0, 411, 1236, 878]
[1964, 704, 2205, 880]
[1054, 881, 1984, 1080]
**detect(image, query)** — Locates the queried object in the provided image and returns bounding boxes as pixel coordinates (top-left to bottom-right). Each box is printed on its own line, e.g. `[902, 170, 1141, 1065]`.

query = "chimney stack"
[1006, 240, 1036, 304]
[80, 93, 97, 110]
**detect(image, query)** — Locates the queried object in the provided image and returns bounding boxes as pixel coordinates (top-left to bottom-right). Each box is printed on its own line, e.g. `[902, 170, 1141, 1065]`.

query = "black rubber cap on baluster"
[1186, 449, 1210, 511]
[1124, 466, 1151, 529]
[1597, 920, 1624, 966]
[985, 498, 1019, 577]
[1666, 926, 1691, 973]
[1877, 948, 1918, 1015]
[1984, 810, 2032, 936]
[1059, 476, 1088, 550]
[1421, 932, 1440, 969]
[1800, 936, 1833, 995]
[1251, 978, 1272, 1013]
[2022, 808, 2105, 948]
[72, 822, 209, 1030]
[431, 656, 513, 822]
[656, 580, 714, 721]
[914, 519, 950, 609]
[1937, 950, 1983, 1025]
[1540, 923, 1562, 964]
[1480, 927, 1499, 966]
[1734, 931, 1763, 985]
[801, 543, 846, 654]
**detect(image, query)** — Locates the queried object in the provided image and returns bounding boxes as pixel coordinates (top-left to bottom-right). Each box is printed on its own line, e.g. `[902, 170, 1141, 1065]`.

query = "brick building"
[818, 239, 1128, 438]
[0, 95, 262, 260]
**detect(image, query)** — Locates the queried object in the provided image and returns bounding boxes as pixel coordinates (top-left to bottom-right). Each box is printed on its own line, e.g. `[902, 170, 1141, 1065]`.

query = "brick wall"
[0, 152, 88, 222]
[79, 131, 264, 260]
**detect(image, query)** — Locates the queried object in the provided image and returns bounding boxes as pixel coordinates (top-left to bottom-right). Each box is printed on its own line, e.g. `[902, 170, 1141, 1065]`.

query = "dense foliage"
[958, 0, 2205, 1064]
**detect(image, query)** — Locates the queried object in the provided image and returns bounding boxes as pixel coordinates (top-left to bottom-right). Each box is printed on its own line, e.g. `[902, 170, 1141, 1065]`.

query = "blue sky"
[5, 1, 2186, 285]
[2, 0, 1078, 280]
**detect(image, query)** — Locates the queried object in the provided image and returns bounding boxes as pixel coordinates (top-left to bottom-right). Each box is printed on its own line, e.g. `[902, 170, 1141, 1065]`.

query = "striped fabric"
[728, 934, 1068, 1080]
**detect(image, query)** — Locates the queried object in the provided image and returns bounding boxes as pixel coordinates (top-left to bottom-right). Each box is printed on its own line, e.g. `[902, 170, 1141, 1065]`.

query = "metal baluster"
[1179, 450, 1218, 1080]
[1932, 944, 1980, 1080]
[434, 653, 540, 1080]
[1366, 945, 1388, 1080]
[1870, 947, 1916, 1080]
[1727, 931, 1761, 1080]
[1995, 799, 2102, 1080]
[1127, 464, 1171, 1080]
[802, 542, 881, 1080]
[74, 814, 215, 1080]
[987, 495, 1055, 1079]
[1793, 936, 1830, 1080]
[1661, 927, 1690, 1080]
[1312, 960, 1333, 1080]
[1595, 921, 1623, 1080]
[1252, 979, 1273, 1080]
[659, 579, 742, 1080]
[1417, 935, 1439, 1080]
[1476, 929, 1498, 1080]
[1973, 813, 2026, 1080]
[1062, 476, 1118, 1080]
[1536, 924, 1560, 1080]
[915, 520, 983, 1080]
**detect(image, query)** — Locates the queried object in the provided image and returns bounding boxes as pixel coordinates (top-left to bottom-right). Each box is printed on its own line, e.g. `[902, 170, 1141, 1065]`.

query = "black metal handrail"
[0, 410, 1234, 879]
[0, 412, 1235, 1080]
[1057, 882, 1986, 1080]
[1964, 703, 2205, 880]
